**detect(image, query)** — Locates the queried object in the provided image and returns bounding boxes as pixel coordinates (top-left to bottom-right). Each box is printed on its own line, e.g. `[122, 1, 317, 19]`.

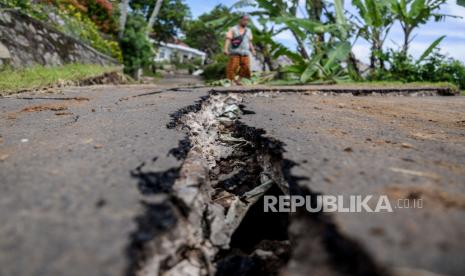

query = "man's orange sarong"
[226, 55, 251, 80]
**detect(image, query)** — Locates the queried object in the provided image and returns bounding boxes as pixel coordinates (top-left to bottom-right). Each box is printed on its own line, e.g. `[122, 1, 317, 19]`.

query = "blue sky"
[185, 0, 465, 63]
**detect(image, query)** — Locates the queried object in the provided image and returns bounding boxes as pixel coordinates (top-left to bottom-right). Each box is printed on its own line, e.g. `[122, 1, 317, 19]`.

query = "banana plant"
[272, 15, 347, 82]
[389, 0, 449, 54]
[205, 6, 289, 72]
[253, 0, 312, 59]
[300, 41, 352, 83]
[251, 17, 286, 71]
[416, 35, 445, 63]
[231, 0, 353, 83]
[353, 0, 393, 71]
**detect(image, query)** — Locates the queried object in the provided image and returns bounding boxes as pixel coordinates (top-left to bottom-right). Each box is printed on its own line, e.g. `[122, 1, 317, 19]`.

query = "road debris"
[0, 154, 9, 161]
[21, 104, 67, 112]
[55, 112, 73, 116]
[401, 143, 414, 149]
[389, 167, 440, 180]
[344, 147, 353, 152]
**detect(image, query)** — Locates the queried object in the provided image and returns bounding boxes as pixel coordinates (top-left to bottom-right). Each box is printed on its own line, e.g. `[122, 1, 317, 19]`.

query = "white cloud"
[275, 30, 295, 41]
[352, 43, 371, 64]
[444, 1, 465, 18]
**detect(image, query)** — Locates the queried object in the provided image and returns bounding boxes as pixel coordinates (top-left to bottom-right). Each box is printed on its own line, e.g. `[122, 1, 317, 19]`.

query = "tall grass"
[0, 64, 119, 95]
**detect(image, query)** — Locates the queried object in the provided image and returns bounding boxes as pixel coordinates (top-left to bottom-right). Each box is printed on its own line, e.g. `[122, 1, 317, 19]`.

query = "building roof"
[150, 39, 206, 57]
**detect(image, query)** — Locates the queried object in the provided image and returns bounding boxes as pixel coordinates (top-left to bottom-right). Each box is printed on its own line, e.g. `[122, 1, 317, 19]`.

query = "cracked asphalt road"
[240, 93, 465, 276]
[0, 85, 209, 276]
[1, 85, 464, 276]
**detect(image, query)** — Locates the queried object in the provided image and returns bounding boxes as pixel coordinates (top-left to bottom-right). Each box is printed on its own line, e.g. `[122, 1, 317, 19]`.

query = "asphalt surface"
[0, 85, 209, 276]
[240, 93, 465, 276]
[1, 85, 464, 276]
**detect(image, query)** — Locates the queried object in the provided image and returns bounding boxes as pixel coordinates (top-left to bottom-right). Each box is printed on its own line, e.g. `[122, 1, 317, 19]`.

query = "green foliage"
[1, 0, 31, 10]
[353, 0, 393, 71]
[58, 4, 122, 61]
[206, 72, 277, 86]
[1, 0, 122, 61]
[389, 0, 449, 53]
[374, 50, 465, 90]
[120, 15, 154, 76]
[233, 0, 458, 87]
[130, 0, 191, 42]
[0, 63, 119, 95]
[206, 79, 233, 87]
[282, 41, 352, 84]
[78, 0, 116, 34]
[417, 35, 445, 63]
[170, 54, 202, 73]
[184, 5, 234, 57]
[202, 54, 228, 81]
[269, 0, 353, 83]
[416, 53, 465, 90]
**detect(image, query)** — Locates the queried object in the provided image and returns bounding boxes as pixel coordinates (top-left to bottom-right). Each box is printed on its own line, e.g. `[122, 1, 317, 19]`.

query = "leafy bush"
[77, 0, 116, 34]
[58, 4, 122, 60]
[171, 55, 203, 74]
[120, 15, 154, 77]
[374, 50, 465, 90]
[184, 4, 233, 57]
[202, 54, 228, 81]
[417, 52, 465, 90]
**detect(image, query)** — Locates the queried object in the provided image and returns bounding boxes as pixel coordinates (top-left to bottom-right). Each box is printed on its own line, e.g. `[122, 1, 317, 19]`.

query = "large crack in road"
[128, 91, 389, 276]
[2, 84, 463, 276]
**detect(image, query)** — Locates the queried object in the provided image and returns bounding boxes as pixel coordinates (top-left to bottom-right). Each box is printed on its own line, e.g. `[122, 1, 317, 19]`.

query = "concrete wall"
[0, 8, 118, 68]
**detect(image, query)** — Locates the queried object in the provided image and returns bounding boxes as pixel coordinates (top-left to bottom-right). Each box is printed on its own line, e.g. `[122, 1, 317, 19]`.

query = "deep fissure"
[208, 109, 292, 275]
[128, 91, 386, 276]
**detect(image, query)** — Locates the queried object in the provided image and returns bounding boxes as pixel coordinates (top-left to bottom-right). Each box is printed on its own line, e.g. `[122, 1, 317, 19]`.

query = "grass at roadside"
[0, 64, 121, 96]
[339, 81, 461, 94]
[345, 81, 459, 89]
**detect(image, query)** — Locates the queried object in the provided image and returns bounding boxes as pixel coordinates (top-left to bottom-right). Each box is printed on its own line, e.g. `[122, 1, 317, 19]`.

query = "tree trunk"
[146, 0, 163, 37]
[118, 0, 130, 39]
[290, 30, 310, 60]
[264, 55, 275, 71]
[370, 30, 382, 73]
[290, 1, 310, 60]
[369, 44, 376, 73]
[402, 26, 411, 55]
[132, 68, 142, 81]
[348, 51, 361, 78]
[377, 41, 385, 70]
[306, 0, 325, 57]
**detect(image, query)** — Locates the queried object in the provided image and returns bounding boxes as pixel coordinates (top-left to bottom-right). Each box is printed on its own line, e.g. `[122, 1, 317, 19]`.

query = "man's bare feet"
[233, 80, 242, 86]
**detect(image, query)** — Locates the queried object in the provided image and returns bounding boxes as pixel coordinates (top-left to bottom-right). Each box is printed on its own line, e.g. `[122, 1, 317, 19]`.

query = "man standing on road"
[224, 14, 256, 85]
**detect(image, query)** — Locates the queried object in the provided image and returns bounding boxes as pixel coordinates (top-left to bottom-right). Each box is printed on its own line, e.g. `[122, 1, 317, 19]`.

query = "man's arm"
[224, 29, 233, 55]
[224, 38, 230, 55]
[248, 31, 256, 56]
